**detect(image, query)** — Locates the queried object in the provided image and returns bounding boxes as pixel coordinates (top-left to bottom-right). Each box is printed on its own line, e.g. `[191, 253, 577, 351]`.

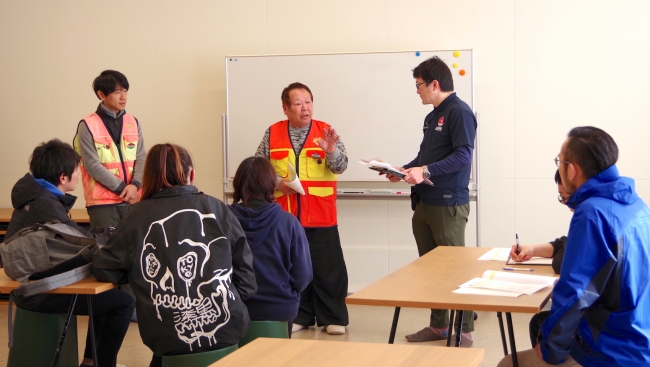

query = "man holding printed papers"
[499, 127, 650, 366]
[385, 57, 477, 345]
[255, 82, 349, 335]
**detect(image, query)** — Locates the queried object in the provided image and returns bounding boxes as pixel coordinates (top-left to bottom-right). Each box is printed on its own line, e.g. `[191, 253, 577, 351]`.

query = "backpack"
[0, 220, 99, 296]
[0, 220, 99, 347]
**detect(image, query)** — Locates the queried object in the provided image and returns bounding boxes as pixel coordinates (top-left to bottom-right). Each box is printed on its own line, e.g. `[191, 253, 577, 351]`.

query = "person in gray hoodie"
[229, 157, 312, 333]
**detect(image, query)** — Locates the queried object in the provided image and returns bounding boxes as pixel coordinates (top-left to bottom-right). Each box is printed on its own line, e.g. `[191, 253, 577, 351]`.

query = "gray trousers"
[412, 201, 473, 332]
[87, 205, 136, 301]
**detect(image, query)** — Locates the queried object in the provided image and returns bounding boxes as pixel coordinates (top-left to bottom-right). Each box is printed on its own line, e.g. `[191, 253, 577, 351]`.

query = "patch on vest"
[127, 143, 136, 149]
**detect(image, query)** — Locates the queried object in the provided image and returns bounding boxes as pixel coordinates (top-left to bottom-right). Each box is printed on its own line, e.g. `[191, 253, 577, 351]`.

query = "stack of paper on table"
[506, 257, 553, 265]
[453, 270, 558, 297]
[478, 248, 553, 265]
[284, 163, 305, 195]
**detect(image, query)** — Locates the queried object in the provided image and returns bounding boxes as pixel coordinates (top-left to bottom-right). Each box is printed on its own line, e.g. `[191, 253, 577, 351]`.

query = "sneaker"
[325, 325, 346, 335]
[292, 324, 308, 333]
[450, 332, 473, 348]
[405, 326, 448, 342]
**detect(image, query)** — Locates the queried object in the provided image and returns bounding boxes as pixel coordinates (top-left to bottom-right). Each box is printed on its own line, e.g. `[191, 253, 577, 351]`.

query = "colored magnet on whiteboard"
[453, 63, 458, 68]
[415, 51, 421, 56]
[453, 51, 460, 57]
[459, 69, 466, 76]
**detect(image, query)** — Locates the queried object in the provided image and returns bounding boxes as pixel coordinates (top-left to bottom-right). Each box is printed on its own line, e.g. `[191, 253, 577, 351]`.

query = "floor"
[0, 302, 543, 367]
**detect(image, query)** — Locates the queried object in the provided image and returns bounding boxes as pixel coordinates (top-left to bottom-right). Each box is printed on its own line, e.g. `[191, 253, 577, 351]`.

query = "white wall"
[2, 1, 649, 291]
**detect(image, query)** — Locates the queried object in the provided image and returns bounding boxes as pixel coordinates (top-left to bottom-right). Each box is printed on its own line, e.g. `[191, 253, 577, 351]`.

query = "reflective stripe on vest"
[73, 113, 139, 206]
[269, 120, 337, 227]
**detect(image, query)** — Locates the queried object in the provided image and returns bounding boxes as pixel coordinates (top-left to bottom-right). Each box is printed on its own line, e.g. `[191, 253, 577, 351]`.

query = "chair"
[161, 344, 238, 367]
[238, 320, 289, 347]
[7, 307, 79, 367]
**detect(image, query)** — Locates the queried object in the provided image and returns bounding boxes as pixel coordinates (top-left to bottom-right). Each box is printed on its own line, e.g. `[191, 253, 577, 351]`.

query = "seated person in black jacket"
[93, 143, 257, 367]
[508, 169, 573, 347]
[7, 139, 134, 367]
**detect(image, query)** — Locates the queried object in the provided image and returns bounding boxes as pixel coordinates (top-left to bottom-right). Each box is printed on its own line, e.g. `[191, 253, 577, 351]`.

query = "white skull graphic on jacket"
[140, 209, 234, 350]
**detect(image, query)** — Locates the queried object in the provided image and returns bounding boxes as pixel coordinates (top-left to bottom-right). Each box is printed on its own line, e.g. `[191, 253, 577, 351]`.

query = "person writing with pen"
[509, 170, 572, 275]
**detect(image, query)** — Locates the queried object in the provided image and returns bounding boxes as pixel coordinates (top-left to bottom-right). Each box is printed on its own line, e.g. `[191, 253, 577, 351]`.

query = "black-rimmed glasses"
[415, 81, 427, 89]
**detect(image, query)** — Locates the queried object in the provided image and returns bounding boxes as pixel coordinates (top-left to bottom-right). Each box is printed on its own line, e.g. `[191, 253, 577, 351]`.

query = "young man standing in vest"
[255, 82, 349, 335]
[74, 70, 146, 228]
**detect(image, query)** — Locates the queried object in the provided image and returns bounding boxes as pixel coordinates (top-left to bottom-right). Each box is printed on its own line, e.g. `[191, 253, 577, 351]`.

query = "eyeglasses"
[415, 81, 428, 89]
[557, 194, 568, 204]
[554, 156, 571, 167]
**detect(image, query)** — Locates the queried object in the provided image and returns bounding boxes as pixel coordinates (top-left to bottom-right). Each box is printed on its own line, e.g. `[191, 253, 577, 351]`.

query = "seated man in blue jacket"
[499, 126, 650, 367]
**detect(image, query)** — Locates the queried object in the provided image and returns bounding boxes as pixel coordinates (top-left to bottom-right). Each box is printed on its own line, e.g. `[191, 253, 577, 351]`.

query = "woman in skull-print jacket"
[93, 143, 257, 367]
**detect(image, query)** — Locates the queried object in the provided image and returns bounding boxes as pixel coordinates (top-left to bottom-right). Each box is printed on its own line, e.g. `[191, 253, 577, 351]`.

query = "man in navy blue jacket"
[386, 56, 477, 345]
[499, 126, 650, 367]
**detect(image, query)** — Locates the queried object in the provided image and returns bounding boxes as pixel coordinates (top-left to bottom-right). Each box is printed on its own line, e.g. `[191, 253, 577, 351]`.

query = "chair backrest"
[161, 344, 238, 367]
[239, 320, 289, 347]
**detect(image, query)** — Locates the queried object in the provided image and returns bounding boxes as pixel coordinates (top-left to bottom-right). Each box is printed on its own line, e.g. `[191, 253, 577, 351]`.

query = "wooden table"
[0, 208, 90, 223]
[0, 208, 90, 239]
[209, 338, 485, 367]
[346, 246, 557, 366]
[1, 269, 115, 367]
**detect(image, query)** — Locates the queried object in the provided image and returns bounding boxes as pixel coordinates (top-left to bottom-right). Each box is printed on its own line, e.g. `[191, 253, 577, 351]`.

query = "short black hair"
[554, 169, 562, 184]
[93, 70, 129, 99]
[29, 139, 80, 185]
[412, 56, 454, 92]
[564, 126, 618, 179]
[281, 82, 313, 107]
[232, 157, 277, 205]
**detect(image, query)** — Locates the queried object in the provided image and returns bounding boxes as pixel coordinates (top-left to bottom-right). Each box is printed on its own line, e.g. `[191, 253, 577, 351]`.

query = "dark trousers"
[530, 310, 551, 347]
[412, 202, 474, 332]
[294, 227, 349, 327]
[149, 342, 235, 367]
[22, 288, 134, 367]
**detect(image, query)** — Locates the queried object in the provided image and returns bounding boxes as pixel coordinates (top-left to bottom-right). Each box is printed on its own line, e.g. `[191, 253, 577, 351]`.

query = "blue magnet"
[415, 51, 421, 57]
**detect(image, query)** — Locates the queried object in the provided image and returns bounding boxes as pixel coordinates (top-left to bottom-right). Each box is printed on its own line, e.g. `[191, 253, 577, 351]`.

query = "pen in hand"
[515, 232, 520, 255]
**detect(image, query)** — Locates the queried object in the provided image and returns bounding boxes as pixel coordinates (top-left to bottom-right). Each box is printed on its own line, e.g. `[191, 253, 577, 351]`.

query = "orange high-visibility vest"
[269, 120, 338, 227]
[73, 113, 140, 206]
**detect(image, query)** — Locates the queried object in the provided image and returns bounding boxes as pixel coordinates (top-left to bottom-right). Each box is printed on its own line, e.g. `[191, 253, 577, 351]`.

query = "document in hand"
[358, 157, 405, 178]
[284, 163, 305, 195]
[453, 270, 558, 297]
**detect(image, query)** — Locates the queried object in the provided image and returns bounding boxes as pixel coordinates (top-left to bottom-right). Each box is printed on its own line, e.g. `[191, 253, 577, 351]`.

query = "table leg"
[497, 312, 508, 356]
[506, 312, 519, 367]
[446, 310, 455, 346]
[88, 295, 98, 367]
[388, 307, 401, 344]
[50, 294, 78, 367]
[455, 310, 464, 347]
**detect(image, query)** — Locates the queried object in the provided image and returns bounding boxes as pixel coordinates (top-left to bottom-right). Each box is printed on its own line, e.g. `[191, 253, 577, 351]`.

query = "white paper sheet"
[285, 163, 305, 195]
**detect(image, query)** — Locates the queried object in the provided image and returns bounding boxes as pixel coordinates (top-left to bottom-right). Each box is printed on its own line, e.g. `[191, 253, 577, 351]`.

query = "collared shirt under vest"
[73, 113, 139, 206]
[269, 120, 338, 227]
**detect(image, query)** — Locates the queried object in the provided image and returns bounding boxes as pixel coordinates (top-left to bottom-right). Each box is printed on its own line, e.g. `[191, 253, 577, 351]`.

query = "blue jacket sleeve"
[540, 208, 616, 364]
[289, 221, 313, 292]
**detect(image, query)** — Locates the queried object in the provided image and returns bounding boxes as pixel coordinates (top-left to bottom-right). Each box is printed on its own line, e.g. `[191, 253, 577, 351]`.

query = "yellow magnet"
[453, 51, 461, 57]
[453, 63, 458, 68]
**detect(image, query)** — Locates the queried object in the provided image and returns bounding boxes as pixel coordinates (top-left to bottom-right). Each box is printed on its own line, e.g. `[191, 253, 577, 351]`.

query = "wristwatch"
[422, 165, 431, 179]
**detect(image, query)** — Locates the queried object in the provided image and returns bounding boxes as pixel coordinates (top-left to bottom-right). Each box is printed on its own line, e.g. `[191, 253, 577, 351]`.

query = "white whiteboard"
[225, 50, 474, 181]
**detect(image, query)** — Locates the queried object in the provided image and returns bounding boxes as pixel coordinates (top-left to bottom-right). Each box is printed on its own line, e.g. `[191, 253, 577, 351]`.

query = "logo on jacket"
[141, 209, 234, 350]
[126, 122, 135, 130]
[127, 143, 136, 149]
[435, 117, 445, 131]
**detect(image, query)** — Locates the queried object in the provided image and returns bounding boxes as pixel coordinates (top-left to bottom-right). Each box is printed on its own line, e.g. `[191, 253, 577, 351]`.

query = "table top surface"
[209, 338, 485, 367]
[0, 208, 90, 223]
[0, 269, 114, 295]
[346, 246, 557, 313]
